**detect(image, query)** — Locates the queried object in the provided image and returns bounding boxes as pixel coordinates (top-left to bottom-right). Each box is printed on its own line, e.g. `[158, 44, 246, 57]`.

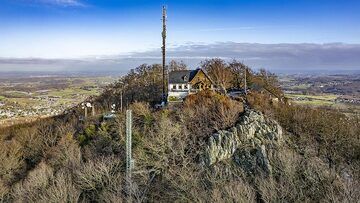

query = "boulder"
[203, 127, 240, 166]
[202, 109, 283, 175]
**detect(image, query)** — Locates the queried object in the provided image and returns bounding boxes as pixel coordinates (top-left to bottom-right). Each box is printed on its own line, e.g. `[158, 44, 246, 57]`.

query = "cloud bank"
[0, 42, 359, 74]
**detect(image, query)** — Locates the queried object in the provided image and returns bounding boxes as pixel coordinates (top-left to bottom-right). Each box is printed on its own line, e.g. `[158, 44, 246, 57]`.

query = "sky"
[0, 0, 359, 72]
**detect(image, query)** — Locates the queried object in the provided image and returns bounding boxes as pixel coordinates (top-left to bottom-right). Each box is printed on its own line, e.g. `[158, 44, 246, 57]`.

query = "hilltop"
[0, 59, 359, 202]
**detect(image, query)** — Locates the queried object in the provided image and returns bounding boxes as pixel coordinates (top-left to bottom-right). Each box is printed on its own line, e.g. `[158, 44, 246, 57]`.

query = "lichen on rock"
[203, 127, 240, 166]
[202, 109, 283, 175]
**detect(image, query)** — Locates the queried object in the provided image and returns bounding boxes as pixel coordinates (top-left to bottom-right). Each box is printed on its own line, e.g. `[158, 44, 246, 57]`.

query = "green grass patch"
[47, 88, 100, 98]
[286, 94, 338, 101]
[286, 93, 339, 107]
[290, 84, 312, 90]
[292, 100, 334, 106]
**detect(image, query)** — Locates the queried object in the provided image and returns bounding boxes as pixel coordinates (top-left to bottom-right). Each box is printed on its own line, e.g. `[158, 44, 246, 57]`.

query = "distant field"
[0, 76, 117, 124]
[47, 88, 98, 98]
[286, 93, 360, 115]
[291, 99, 334, 106]
[290, 84, 312, 90]
[286, 93, 338, 106]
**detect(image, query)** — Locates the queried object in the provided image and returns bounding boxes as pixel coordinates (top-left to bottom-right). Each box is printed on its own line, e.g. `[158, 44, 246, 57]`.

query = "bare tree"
[201, 58, 234, 93]
[169, 60, 188, 72]
[228, 59, 255, 90]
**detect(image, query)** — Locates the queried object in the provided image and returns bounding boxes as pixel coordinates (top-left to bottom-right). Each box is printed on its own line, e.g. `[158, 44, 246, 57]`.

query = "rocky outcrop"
[202, 109, 283, 175]
[204, 127, 240, 166]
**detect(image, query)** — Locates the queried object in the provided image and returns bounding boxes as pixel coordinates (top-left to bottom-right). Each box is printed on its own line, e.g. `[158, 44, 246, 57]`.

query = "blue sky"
[0, 0, 359, 72]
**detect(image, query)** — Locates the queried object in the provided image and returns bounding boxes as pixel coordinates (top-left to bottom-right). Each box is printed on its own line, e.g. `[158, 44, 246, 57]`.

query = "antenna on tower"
[161, 5, 167, 103]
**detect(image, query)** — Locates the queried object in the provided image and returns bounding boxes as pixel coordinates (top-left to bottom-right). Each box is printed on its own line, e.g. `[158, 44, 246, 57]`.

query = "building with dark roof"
[168, 68, 215, 102]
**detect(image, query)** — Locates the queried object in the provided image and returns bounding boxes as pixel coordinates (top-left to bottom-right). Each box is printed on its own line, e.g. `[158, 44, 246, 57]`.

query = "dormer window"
[182, 75, 188, 81]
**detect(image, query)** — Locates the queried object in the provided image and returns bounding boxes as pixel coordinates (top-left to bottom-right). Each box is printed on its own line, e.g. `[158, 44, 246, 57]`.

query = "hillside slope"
[0, 62, 359, 202]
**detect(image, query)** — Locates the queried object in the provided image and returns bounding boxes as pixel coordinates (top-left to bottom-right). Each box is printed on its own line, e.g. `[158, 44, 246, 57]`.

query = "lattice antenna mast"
[126, 110, 133, 202]
[162, 5, 167, 102]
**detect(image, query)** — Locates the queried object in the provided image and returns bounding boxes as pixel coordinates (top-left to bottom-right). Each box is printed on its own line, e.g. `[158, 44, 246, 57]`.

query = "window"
[184, 84, 188, 89]
[179, 85, 182, 90]
[172, 85, 177, 90]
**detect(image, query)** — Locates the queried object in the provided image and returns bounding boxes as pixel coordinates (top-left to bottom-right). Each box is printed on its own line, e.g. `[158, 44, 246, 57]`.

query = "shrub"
[12, 161, 54, 202]
[0, 179, 9, 201]
[46, 133, 82, 171]
[75, 157, 123, 202]
[130, 102, 154, 129]
[168, 96, 180, 102]
[248, 93, 360, 202]
[78, 124, 97, 146]
[85, 124, 97, 137]
[39, 171, 81, 202]
[12, 161, 80, 202]
[136, 113, 185, 171]
[0, 139, 25, 185]
[183, 90, 244, 139]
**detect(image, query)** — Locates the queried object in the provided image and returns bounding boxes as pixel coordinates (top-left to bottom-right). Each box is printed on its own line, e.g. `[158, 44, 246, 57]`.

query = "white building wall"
[168, 83, 191, 91]
[168, 83, 191, 101]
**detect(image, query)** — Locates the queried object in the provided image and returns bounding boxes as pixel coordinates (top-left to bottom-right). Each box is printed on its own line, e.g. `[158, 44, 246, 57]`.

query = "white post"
[84, 107, 88, 118]
[92, 105, 95, 116]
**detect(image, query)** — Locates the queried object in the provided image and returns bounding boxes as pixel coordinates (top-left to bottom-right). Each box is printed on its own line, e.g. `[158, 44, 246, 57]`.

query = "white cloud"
[35, 0, 86, 7]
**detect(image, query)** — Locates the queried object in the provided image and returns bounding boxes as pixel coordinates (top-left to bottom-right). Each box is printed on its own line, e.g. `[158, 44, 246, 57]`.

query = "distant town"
[280, 74, 360, 109]
[0, 74, 116, 126]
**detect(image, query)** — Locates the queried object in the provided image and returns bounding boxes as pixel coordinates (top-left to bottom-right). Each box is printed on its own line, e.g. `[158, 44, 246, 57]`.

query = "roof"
[168, 69, 200, 84]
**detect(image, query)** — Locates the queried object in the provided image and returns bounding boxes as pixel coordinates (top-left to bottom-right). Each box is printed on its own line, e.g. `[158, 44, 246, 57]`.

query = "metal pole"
[162, 5, 167, 103]
[126, 110, 132, 202]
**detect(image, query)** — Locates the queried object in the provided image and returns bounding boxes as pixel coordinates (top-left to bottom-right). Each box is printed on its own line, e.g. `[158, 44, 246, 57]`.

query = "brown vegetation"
[247, 91, 360, 202]
[184, 90, 244, 139]
[0, 60, 359, 202]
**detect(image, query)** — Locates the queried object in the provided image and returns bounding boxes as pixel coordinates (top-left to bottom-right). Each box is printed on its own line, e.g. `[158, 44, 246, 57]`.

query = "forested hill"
[0, 59, 359, 202]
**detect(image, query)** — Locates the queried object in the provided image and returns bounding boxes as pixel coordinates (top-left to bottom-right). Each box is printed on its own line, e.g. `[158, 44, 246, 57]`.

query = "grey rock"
[202, 109, 283, 175]
[204, 129, 240, 166]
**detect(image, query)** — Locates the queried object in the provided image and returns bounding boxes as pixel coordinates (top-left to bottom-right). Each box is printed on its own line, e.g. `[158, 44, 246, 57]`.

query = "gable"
[189, 69, 214, 86]
[168, 69, 214, 86]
